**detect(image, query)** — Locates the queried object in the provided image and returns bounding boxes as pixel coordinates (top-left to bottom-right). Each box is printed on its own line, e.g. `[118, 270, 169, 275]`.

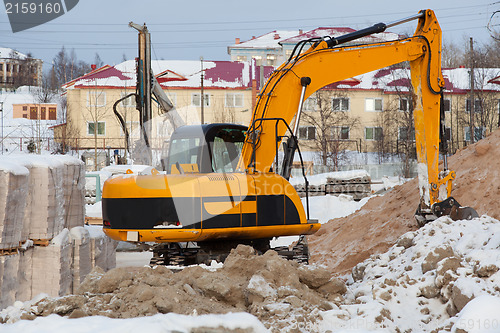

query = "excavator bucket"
[415, 196, 479, 226]
[450, 206, 480, 221]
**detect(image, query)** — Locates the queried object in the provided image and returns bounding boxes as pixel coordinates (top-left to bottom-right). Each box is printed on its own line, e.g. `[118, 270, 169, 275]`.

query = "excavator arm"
[237, 9, 477, 222]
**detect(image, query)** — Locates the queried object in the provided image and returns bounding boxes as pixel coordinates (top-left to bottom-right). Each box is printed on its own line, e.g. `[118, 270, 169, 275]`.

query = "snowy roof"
[330, 67, 500, 93]
[66, 60, 274, 90]
[280, 27, 400, 45]
[229, 27, 400, 50]
[0, 47, 27, 59]
[63, 60, 500, 94]
[229, 30, 302, 49]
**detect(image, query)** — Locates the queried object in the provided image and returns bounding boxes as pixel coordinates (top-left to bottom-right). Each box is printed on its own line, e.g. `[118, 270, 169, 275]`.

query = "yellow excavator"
[102, 9, 477, 265]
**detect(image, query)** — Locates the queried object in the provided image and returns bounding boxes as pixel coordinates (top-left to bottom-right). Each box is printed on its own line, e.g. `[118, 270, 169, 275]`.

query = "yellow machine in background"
[102, 9, 477, 265]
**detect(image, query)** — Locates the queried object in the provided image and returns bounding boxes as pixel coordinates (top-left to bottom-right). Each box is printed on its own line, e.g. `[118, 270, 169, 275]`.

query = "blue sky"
[0, 0, 498, 67]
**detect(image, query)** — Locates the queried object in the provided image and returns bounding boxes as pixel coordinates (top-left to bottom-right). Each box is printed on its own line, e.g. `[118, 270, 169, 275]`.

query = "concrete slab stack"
[69, 227, 91, 293]
[31, 229, 72, 298]
[0, 162, 29, 249]
[0, 155, 117, 310]
[0, 253, 20, 309]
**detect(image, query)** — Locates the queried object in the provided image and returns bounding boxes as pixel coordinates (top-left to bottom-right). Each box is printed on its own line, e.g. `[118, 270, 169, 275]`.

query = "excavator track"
[149, 236, 311, 267]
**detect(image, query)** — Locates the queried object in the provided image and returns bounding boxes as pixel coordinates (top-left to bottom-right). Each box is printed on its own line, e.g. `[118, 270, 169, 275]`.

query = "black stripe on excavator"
[102, 195, 301, 230]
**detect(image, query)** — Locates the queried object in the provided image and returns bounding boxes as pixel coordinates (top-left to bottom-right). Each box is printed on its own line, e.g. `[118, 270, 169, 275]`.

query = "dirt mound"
[2, 245, 346, 331]
[309, 128, 500, 274]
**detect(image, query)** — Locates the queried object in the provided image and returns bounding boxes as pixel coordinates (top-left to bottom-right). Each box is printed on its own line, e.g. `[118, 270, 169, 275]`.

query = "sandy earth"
[309, 128, 500, 274]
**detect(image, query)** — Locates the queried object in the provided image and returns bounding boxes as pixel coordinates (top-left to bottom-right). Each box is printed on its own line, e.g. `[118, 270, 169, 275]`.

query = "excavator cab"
[161, 123, 247, 175]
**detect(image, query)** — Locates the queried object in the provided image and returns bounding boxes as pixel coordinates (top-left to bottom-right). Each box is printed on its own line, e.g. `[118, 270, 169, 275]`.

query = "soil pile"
[309, 128, 500, 274]
[1, 245, 346, 332]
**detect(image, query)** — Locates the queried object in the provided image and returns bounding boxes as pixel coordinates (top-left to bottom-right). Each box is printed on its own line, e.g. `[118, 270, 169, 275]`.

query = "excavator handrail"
[247, 116, 311, 219]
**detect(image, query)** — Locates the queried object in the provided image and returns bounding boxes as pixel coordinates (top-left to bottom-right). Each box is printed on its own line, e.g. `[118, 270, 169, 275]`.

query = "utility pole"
[200, 56, 204, 124]
[469, 37, 475, 144]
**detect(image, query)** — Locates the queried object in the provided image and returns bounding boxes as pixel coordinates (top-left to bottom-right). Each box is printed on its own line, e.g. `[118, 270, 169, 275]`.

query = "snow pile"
[318, 216, 500, 332]
[310, 128, 500, 274]
[306, 194, 370, 223]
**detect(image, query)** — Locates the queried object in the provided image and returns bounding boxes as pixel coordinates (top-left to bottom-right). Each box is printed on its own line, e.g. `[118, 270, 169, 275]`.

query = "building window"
[236, 56, 247, 62]
[266, 54, 276, 66]
[252, 56, 262, 66]
[444, 127, 451, 141]
[399, 98, 409, 112]
[464, 126, 485, 142]
[225, 93, 243, 107]
[298, 126, 316, 140]
[331, 126, 350, 140]
[443, 98, 451, 112]
[332, 97, 349, 111]
[192, 93, 210, 107]
[87, 122, 106, 136]
[398, 126, 415, 141]
[303, 97, 317, 112]
[466, 99, 482, 113]
[22, 105, 27, 111]
[365, 98, 383, 112]
[0, 63, 3, 71]
[6, 64, 10, 72]
[41, 107, 46, 119]
[29, 107, 37, 119]
[120, 92, 136, 107]
[87, 91, 106, 107]
[365, 127, 383, 140]
[48, 107, 56, 120]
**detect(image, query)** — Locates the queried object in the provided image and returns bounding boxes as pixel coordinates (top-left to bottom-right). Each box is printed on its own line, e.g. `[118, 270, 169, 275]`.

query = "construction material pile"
[0, 155, 117, 310]
[291, 170, 371, 199]
[309, 129, 500, 274]
[0, 245, 346, 331]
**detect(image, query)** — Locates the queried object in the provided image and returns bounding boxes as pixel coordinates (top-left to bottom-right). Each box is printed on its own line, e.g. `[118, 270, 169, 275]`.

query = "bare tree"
[83, 84, 109, 170]
[301, 89, 360, 170]
[52, 47, 90, 88]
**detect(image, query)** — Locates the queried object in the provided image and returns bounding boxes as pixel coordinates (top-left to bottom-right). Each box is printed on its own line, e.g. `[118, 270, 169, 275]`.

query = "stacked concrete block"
[56, 156, 86, 230]
[86, 225, 117, 271]
[10, 156, 66, 241]
[0, 161, 29, 249]
[16, 247, 34, 303]
[29, 158, 65, 240]
[31, 229, 72, 298]
[69, 227, 91, 293]
[0, 253, 20, 309]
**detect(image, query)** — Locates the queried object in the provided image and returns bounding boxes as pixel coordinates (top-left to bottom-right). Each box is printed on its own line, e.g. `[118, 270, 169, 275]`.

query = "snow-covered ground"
[0, 310, 269, 333]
